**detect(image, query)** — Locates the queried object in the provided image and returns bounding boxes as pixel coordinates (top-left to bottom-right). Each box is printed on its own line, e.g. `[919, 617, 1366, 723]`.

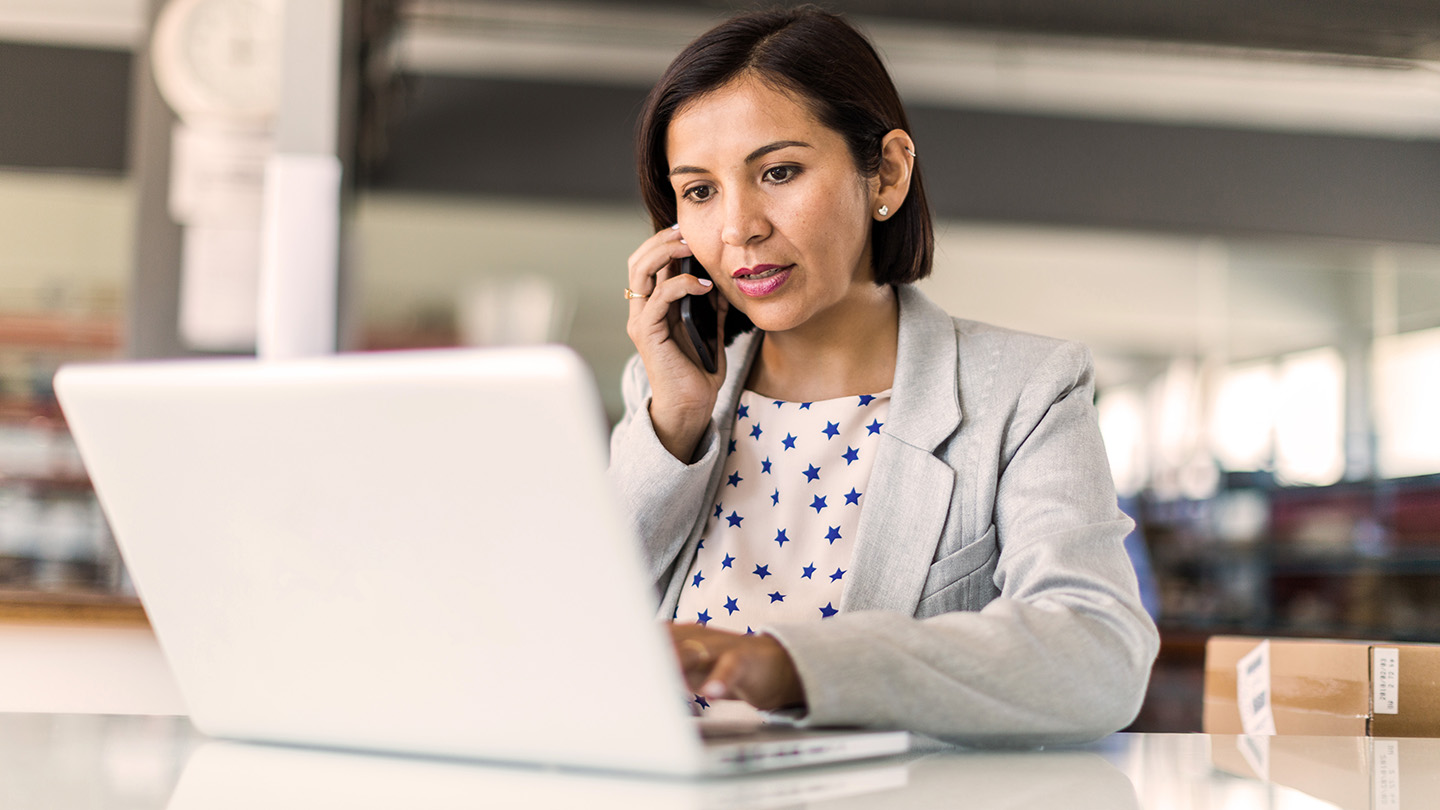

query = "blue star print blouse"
[674, 389, 891, 634]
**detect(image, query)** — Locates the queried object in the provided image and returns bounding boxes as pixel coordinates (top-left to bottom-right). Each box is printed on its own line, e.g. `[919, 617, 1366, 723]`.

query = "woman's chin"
[739, 308, 800, 335]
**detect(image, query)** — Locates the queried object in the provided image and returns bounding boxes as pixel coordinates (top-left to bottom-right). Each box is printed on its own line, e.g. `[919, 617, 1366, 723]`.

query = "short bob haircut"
[636, 5, 934, 296]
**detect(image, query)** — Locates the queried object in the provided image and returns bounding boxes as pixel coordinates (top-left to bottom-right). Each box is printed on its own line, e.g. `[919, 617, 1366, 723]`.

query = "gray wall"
[0, 42, 130, 173]
[5, 46, 1438, 246]
[367, 74, 1440, 245]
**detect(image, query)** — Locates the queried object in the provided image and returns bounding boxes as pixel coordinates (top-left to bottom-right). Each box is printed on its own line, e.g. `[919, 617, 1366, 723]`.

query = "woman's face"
[666, 75, 878, 336]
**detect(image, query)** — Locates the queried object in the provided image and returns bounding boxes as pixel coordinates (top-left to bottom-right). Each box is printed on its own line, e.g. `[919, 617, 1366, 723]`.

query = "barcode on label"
[1374, 739, 1400, 809]
[1374, 647, 1400, 715]
[1237, 640, 1276, 735]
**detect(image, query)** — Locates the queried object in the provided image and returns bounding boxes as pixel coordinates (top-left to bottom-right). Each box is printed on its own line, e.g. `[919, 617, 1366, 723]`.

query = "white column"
[257, 0, 344, 359]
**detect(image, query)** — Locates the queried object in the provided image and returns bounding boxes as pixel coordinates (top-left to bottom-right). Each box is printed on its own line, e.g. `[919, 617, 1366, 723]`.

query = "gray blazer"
[608, 285, 1159, 746]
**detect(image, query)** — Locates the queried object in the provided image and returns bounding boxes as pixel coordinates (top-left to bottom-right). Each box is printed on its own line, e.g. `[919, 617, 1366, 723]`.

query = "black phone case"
[678, 257, 719, 374]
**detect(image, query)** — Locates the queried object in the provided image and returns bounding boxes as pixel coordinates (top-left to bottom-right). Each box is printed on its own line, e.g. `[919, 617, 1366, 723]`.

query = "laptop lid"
[55, 346, 711, 774]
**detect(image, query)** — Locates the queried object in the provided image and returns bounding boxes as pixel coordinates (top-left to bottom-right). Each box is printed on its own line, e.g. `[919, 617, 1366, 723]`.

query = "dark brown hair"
[636, 5, 934, 295]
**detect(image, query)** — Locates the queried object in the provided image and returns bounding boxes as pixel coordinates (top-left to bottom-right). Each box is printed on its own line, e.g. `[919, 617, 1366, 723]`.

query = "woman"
[609, 6, 1158, 745]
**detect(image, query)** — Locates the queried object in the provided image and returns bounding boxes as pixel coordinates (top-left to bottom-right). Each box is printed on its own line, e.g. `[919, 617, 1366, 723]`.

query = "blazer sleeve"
[607, 353, 722, 593]
[763, 341, 1159, 746]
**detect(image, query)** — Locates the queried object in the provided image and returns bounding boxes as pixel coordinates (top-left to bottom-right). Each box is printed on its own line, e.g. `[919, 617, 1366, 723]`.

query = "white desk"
[0, 621, 184, 715]
[3, 713, 1434, 810]
[1, 623, 1430, 809]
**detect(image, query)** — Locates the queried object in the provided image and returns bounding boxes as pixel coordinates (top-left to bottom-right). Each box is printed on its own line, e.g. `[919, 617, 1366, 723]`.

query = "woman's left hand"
[670, 623, 806, 712]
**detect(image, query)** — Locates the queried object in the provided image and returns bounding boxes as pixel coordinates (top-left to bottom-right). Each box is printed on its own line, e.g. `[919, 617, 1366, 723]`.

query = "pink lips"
[732, 264, 793, 298]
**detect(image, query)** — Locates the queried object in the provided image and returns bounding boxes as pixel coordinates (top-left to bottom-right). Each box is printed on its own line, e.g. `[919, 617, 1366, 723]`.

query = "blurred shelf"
[1162, 542, 1440, 576]
[0, 395, 64, 424]
[0, 314, 121, 602]
[1268, 547, 1440, 576]
[1158, 619, 1440, 644]
[0, 589, 145, 625]
[0, 313, 121, 351]
[0, 473, 94, 493]
[359, 325, 459, 351]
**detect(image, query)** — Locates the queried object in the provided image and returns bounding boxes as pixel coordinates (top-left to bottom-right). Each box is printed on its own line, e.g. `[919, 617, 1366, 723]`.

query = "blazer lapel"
[842, 287, 962, 613]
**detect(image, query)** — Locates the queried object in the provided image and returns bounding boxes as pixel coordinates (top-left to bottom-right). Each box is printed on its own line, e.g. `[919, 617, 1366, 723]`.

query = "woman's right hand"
[626, 225, 729, 462]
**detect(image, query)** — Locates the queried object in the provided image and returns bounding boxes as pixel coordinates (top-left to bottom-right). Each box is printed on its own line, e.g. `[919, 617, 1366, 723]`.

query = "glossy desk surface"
[6, 713, 1437, 810]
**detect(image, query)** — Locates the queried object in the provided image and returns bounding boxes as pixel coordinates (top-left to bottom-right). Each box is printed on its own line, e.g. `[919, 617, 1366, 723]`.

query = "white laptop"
[53, 346, 907, 777]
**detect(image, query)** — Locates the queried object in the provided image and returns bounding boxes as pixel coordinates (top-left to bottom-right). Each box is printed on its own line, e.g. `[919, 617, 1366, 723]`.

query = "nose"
[720, 187, 769, 247]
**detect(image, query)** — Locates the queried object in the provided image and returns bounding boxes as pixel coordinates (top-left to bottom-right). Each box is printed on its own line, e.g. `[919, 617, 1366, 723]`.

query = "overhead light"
[871, 22, 1440, 140]
[395, 1, 1440, 141]
[0, 0, 146, 51]
[394, 0, 699, 86]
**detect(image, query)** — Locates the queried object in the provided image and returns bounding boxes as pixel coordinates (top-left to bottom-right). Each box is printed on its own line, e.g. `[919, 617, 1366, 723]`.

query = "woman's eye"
[683, 185, 714, 203]
[764, 165, 800, 183]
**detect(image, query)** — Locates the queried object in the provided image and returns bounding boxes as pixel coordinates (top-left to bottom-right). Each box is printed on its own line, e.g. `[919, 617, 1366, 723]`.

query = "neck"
[746, 284, 900, 402]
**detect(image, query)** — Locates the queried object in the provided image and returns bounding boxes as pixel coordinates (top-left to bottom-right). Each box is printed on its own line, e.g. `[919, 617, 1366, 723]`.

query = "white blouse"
[674, 388, 891, 635]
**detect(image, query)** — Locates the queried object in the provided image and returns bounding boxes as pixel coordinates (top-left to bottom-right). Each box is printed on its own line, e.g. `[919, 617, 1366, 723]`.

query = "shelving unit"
[0, 314, 121, 351]
[1125, 475, 1440, 732]
[0, 311, 132, 613]
[0, 589, 145, 624]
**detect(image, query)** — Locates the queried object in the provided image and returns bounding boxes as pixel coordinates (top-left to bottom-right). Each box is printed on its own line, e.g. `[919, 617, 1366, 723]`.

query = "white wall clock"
[151, 0, 285, 127]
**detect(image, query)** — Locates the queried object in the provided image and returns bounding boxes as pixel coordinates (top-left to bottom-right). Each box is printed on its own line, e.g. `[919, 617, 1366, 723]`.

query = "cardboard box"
[1204, 636, 1440, 737]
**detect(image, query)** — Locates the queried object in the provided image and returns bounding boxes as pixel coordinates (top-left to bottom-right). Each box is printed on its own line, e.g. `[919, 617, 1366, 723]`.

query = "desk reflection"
[24, 712, 1440, 810]
[168, 740, 1138, 810]
[1209, 734, 1440, 810]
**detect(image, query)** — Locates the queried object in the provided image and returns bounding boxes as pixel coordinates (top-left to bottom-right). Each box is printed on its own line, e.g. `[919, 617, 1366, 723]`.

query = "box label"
[1237, 640, 1276, 735]
[1374, 647, 1400, 715]
[1373, 738, 1400, 809]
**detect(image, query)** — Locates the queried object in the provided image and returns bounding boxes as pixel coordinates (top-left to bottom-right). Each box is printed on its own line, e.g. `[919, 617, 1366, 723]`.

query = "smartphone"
[676, 256, 720, 374]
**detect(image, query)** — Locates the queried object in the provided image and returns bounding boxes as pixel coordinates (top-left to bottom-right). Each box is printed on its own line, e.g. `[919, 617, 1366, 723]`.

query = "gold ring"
[624, 288, 649, 300]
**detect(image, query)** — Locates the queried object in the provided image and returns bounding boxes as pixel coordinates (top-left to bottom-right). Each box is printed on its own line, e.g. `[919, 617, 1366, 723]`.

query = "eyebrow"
[668, 140, 813, 177]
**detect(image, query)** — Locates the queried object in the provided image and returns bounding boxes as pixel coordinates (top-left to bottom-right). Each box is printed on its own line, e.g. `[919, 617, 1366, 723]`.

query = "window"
[1374, 327, 1440, 479]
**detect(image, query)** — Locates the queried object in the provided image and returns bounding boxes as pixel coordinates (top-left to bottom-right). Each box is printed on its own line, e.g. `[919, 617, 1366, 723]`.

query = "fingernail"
[701, 680, 725, 699]
[680, 238, 687, 245]
[671, 223, 680, 230]
[698, 278, 712, 287]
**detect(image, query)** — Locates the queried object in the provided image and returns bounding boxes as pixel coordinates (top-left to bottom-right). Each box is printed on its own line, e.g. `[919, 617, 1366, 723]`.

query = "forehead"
[666, 75, 833, 162]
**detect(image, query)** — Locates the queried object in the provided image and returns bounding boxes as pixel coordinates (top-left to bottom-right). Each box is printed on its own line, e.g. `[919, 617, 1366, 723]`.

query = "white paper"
[1374, 647, 1400, 715]
[1237, 640, 1277, 735]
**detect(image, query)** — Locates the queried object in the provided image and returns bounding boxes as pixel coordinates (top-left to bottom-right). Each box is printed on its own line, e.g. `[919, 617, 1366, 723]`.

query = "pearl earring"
[877, 205, 889, 217]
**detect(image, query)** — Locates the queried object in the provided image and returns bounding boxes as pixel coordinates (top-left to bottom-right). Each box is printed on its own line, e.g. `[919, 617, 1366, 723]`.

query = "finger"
[624, 224, 683, 283]
[635, 272, 715, 335]
[626, 246, 693, 319]
[670, 628, 716, 688]
[676, 638, 712, 669]
[698, 651, 743, 702]
[705, 639, 801, 710]
[626, 226, 692, 308]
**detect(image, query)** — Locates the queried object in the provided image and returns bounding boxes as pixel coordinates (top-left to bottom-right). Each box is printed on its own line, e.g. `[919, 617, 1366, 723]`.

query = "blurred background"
[1, 0, 1439, 728]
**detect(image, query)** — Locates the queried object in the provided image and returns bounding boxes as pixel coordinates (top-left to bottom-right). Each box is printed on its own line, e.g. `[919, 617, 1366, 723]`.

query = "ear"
[871, 129, 916, 222]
